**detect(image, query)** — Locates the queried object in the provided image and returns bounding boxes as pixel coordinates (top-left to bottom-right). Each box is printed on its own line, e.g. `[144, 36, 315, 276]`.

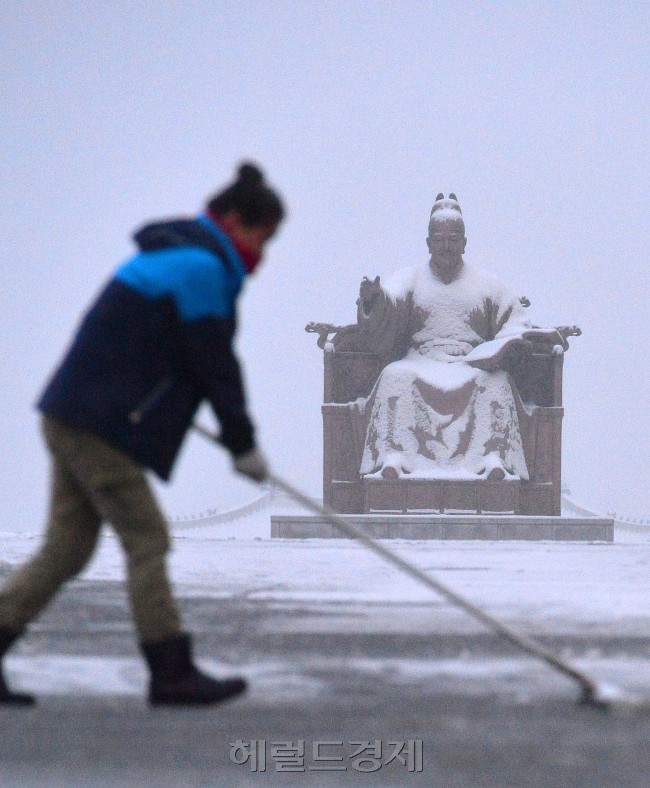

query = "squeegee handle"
[267, 473, 597, 694]
[192, 421, 598, 698]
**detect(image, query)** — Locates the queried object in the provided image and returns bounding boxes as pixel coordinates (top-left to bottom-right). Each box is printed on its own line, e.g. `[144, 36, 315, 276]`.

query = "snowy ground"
[4, 517, 650, 641]
[1, 520, 649, 786]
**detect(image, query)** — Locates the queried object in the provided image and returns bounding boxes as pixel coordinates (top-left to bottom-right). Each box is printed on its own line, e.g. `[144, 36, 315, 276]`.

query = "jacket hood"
[133, 217, 246, 279]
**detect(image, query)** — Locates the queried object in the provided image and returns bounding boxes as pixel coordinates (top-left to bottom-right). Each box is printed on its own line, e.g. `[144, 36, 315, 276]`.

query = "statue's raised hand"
[359, 276, 382, 314]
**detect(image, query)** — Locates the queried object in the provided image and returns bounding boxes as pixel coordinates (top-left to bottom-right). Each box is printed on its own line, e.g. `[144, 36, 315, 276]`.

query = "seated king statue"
[352, 193, 558, 483]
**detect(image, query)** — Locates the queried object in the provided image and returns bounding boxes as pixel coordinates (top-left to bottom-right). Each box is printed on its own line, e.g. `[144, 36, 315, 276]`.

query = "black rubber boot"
[141, 633, 247, 706]
[0, 627, 35, 705]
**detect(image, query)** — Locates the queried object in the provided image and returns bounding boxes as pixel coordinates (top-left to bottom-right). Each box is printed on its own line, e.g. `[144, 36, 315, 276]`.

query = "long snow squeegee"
[193, 423, 644, 713]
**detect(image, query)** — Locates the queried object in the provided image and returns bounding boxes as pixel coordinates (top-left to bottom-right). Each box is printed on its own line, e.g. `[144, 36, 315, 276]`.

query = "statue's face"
[427, 217, 466, 276]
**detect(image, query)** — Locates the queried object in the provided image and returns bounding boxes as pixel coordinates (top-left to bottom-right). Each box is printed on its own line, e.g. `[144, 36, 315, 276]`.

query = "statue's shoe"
[379, 452, 413, 480]
[482, 452, 509, 481]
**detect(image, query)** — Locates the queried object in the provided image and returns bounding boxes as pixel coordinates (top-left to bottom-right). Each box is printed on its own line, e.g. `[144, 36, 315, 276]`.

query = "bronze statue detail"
[308, 194, 580, 515]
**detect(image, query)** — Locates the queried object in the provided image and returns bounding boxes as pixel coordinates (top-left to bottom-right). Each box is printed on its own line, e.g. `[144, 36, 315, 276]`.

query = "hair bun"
[207, 162, 285, 227]
[237, 162, 264, 186]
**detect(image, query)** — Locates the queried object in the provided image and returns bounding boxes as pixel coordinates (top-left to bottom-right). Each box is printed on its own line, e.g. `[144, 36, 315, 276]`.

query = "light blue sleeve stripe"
[115, 247, 238, 320]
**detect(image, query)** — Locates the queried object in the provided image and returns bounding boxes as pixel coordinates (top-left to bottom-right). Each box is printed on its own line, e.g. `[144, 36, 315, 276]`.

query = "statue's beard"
[431, 254, 463, 275]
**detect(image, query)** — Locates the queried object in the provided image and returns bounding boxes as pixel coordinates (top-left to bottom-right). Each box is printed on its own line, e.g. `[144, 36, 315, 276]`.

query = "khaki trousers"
[0, 416, 182, 643]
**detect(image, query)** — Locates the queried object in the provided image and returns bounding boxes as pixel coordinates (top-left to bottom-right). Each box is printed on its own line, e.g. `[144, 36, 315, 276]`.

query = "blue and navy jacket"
[38, 213, 255, 480]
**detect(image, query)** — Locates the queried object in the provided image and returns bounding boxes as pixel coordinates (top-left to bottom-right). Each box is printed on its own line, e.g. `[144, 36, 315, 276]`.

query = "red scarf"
[207, 209, 262, 274]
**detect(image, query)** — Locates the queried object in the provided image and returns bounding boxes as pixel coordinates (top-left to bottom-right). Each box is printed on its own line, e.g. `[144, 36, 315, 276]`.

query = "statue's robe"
[357, 261, 531, 480]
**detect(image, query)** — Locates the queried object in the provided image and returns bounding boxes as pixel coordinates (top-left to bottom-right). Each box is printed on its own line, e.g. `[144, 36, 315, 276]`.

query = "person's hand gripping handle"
[233, 448, 269, 483]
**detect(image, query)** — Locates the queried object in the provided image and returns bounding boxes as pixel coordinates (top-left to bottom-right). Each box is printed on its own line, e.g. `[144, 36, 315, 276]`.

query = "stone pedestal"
[271, 514, 613, 541]
[363, 478, 521, 514]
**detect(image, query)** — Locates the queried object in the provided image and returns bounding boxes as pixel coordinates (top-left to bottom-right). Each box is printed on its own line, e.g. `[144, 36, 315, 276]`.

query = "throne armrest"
[306, 321, 386, 403]
[512, 325, 580, 407]
[323, 349, 383, 403]
[512, 348, 564, 407]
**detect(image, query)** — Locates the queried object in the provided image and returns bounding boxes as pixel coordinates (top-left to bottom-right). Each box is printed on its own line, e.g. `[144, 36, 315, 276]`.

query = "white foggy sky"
[1, 1, 648, 531]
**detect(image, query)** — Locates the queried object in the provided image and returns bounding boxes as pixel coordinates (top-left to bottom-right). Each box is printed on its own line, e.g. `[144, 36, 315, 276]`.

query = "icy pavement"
[2, 527, 650, 690]
[0, 526, 649, 786]
[6, 653, 650, 708]
[6, 523, 649, 630]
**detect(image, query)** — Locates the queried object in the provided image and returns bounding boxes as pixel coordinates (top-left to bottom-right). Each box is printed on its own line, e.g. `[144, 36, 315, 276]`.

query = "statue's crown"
[430, 193, 462, 219]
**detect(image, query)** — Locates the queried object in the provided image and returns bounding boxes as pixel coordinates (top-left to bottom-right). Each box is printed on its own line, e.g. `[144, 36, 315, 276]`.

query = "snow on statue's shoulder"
[382, 265, 418, 301]
[465, 262, 519, 301]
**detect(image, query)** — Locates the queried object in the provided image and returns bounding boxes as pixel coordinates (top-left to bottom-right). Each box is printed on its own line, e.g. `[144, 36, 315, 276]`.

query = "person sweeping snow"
[0, 162, 284, 706]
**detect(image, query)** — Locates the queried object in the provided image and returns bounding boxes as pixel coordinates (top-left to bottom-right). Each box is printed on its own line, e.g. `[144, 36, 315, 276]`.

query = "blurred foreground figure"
[0, 163, 284, 705]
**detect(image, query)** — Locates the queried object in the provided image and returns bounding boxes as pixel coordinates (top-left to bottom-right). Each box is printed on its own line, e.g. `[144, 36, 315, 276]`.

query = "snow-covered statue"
[307, 193, 580, 514]
[357, 193, 533, 481]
